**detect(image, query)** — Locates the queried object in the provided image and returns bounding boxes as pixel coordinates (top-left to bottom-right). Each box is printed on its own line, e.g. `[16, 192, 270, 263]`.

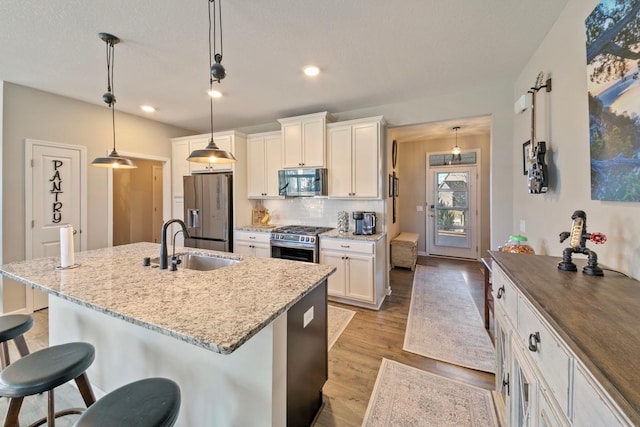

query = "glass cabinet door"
[511, 344, 537, 427]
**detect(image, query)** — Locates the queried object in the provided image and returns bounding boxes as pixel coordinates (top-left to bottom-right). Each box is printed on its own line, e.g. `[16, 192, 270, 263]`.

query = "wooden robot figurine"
[558, 210, 606, 276]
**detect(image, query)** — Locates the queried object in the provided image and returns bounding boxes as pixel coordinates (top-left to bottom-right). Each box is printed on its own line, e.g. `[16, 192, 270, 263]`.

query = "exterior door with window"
[427, 160, 478, 259]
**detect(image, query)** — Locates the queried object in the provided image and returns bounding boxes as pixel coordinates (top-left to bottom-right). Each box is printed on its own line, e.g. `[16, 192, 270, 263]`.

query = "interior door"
[427, 164, 478, 259]
[27, 140, 84, 311]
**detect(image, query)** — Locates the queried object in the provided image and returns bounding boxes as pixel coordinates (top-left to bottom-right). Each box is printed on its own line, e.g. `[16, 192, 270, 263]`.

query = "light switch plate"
[520, 219, 526, 233]
[303, 306, 314, 328]
[417, 205, 423, 212]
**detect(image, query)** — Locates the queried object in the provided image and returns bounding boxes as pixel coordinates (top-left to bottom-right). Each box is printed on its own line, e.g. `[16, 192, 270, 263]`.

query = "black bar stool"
[0, 342, 96, 427]
[73, 377, 181, 427]
[0, 314, 34, 368]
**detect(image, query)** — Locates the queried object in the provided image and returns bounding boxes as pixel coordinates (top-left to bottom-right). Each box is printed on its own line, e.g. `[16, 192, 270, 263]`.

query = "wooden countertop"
[490, 251, 640, 425]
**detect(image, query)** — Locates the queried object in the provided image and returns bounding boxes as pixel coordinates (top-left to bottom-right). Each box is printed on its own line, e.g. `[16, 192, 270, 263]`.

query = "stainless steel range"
[270, 225, 333, 263]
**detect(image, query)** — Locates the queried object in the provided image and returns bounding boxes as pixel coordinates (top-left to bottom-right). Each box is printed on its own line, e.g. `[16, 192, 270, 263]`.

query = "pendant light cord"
[208, 0, 215, 142]
[106, 37, 117, 152]
[208, 0, 224, 143]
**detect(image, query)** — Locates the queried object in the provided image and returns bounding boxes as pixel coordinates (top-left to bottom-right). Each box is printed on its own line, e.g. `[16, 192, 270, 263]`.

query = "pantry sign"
[49, 159, 65, 224]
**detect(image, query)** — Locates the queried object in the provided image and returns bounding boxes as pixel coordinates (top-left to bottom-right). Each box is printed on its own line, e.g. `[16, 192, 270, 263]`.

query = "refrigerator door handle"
[187, 209, 200, 228]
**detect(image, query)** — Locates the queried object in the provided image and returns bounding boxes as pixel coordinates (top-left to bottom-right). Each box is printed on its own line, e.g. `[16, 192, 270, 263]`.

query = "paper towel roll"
[60, 225, 75, 268]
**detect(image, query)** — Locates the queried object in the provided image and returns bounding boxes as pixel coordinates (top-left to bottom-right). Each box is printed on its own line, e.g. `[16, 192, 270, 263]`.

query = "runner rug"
[403, 265, 495, 373]
[362, 358, 498, 427]
[327, 304, 356, 351]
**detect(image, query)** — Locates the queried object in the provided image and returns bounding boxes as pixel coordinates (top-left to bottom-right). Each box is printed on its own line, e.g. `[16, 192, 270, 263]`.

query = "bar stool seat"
[0, 314, 34, 368]
[0, 342, 96, 427]
[73, 378, 181, 427]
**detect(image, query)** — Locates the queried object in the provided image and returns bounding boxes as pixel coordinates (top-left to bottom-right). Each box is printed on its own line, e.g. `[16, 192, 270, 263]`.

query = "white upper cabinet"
[328, 116, 384, 199]
[278, 111, 334, 168]
[247, 131, 283, 198]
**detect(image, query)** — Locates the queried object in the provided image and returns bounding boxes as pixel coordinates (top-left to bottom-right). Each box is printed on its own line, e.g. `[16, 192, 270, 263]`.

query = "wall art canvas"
[586, 0, 640, 201]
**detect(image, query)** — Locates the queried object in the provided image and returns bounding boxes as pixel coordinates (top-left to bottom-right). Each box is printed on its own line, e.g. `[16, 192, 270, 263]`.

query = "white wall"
[0, 82, 193, 313]
[513, 0, 640, 279]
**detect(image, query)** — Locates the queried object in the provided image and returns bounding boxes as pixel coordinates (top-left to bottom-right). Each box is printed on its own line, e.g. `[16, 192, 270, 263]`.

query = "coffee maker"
[363, 212, 376, 235]
[353, 212, 364, 235]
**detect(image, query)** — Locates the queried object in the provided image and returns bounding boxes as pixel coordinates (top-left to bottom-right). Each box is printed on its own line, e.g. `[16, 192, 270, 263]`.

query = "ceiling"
[0, 1, 567, 137]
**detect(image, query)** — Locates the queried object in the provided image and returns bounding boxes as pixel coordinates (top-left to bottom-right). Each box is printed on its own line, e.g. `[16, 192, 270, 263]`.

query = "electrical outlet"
[520, 220, 526, 233]
[303, 306, 314, 328]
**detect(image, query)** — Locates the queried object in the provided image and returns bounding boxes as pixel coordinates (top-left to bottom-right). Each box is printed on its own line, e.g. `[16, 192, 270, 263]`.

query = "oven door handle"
[270, 241, 316, 250]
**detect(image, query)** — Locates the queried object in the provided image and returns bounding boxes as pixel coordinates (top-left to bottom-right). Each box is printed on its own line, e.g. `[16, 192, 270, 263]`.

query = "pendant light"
[91, 33, 137, 169]
[187, 0, 236, 165]
[452, 126, 461, 155]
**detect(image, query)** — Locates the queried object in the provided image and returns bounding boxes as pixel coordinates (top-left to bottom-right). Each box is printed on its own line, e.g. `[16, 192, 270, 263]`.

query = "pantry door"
[426, 152, 479, 260]
[25, 139, 87, 311]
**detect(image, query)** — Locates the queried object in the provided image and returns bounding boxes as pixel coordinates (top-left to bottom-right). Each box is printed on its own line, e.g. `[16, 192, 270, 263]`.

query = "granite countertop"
[0, 242, 334, 355]
[320, 229, 386, 242]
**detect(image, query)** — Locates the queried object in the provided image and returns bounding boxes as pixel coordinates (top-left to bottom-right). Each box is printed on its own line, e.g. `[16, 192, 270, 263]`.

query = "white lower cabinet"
[234, 230, 271, 258]
[493, 263, 631, 427]
[320, 237, 385, 309]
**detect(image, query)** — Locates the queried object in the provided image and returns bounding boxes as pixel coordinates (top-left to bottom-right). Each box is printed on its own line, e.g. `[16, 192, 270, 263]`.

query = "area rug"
[362, 358, 498, 427]
[403, 265, 495, 373]
[327, 304, 356, 350]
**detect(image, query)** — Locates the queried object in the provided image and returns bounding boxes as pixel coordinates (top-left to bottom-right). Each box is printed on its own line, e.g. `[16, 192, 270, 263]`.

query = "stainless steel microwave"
[278, 168, 328, 197]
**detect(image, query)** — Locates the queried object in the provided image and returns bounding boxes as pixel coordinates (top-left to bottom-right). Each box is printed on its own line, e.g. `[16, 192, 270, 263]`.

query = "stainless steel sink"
[150, 253, 240, 271]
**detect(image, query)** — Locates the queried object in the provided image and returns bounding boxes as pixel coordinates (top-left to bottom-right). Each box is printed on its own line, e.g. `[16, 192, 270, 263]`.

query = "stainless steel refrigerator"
[183, 173, 233, 252]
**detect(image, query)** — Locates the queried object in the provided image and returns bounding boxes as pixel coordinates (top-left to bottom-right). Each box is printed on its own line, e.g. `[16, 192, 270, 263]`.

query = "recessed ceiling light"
[303, 65, 320, 77]
[208, 90, 223, 98]
[140, 105, 155, 113]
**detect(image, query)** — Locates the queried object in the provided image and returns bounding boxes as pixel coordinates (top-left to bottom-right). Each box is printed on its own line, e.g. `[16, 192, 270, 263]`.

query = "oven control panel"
[271, 234, 316, 244]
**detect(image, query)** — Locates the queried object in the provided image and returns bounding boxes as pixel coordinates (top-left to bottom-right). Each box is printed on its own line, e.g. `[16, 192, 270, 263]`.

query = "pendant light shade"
[91, 33, 137, 169]
[187, 0, 236, 165]
[187, 139, 236, 164]
[91, 149, 137, 168]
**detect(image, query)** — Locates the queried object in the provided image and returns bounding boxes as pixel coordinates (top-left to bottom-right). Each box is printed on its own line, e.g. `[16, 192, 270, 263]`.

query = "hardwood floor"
[3, 256, 494, 426]
[316, 256, 495, 426]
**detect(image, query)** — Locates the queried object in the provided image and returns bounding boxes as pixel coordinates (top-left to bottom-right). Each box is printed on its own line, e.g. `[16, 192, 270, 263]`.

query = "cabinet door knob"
[528, 332, 541, 352]
[497, 286, 505, 299]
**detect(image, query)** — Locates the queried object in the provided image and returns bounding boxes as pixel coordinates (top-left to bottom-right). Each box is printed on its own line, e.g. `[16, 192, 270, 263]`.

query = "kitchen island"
[0, 242, 335, 426]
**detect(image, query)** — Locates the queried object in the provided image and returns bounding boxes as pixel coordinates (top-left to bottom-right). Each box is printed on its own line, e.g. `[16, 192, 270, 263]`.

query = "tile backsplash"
[260, 198, 385, 232]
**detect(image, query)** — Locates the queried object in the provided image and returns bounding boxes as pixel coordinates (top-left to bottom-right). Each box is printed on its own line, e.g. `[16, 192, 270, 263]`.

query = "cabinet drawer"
[492, 266, 518, 324]
[517, 296, 571, 416]
[320, 239, 374, 254]
[235, 230, 271, 244]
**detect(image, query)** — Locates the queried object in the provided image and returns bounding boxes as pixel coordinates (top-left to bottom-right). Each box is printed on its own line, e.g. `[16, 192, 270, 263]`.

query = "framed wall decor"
[394, 177, 399, 197]
[522, 141, 531, 175]
[392, 139, 398, 169]
[586, 0, 640, 201]
[389, 174, 394, 197]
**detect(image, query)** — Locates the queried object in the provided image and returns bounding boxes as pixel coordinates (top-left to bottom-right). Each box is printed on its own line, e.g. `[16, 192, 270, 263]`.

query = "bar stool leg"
[3, 397, 23, 427]
[47, 390, 56, 427]
[0, 342, 10, 369]
[14, 335, 30, 358]
[75, 373, 96, 407]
